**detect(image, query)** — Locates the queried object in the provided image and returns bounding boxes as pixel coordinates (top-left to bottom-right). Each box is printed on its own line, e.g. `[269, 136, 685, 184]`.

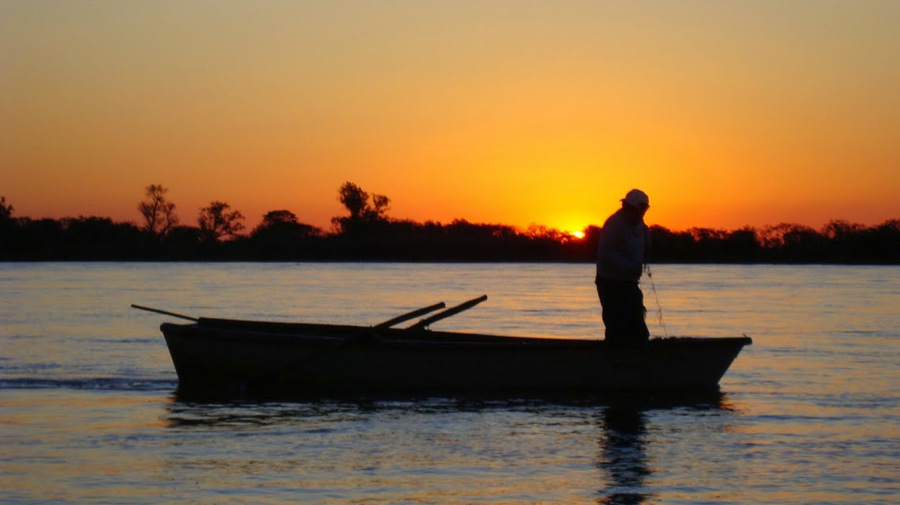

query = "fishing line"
[644, 264, 670, 338]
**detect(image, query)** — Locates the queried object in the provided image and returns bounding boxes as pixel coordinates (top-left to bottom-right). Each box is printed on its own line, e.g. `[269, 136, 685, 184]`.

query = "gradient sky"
[2, 0, 898, 234]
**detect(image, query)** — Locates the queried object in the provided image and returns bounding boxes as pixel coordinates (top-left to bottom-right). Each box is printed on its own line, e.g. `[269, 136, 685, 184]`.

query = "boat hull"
[160, 319, 751, 395]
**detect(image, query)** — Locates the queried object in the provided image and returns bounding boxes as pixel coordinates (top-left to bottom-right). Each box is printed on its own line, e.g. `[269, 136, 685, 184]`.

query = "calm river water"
[1, 262, 898, 504]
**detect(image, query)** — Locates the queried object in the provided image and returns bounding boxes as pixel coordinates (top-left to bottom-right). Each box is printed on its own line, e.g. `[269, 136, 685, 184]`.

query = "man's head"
[621, 189, 650, 221]
[622, 189, 649, 209]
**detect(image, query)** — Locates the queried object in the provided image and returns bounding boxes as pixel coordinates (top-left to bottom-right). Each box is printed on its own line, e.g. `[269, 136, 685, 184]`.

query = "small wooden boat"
[134, 296, 751, 395]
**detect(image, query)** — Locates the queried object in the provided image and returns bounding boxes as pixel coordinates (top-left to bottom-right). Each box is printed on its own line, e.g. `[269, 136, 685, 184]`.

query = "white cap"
[622, 189, 650, 208]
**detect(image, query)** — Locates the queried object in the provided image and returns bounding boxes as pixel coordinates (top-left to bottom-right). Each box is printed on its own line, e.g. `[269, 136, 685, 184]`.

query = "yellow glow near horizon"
[2, 1, 898, 233]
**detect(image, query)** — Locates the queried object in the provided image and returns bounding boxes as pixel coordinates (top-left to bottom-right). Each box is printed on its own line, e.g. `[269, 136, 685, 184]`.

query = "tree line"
[0, 185, 897, 263]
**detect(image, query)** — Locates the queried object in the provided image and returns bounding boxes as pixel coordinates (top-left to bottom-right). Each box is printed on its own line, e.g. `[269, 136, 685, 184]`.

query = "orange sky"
[2, 1, 898, 235]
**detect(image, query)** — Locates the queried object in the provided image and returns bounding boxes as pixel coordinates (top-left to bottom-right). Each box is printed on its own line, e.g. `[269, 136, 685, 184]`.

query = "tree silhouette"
[337, 182, 369, 219]
[331, 181, 391, 235]
[137, 184, 178, 238]
[368, 194, 391, 220]
[252, 210, 320, 237]
[260, 210, 300, 227]
[248, 210, 321, 259]
[0, 197, 14, 258]
[198, 201, 245, 241]
[0, 196, 13, 221]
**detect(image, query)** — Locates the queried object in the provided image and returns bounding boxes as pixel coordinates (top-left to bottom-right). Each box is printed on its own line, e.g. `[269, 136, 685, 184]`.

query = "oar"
[408, 295, 488, 330]
[374, 302, 446, 328]
[133, 301, 448, 327]
[130, 304, 198, 322]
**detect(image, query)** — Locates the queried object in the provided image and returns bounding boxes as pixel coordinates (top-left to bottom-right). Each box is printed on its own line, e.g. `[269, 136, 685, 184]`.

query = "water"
[1, 262, 898, 504]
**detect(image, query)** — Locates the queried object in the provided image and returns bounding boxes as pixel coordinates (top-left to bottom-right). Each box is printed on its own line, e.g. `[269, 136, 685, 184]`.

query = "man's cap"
[622, 189, 650, 208]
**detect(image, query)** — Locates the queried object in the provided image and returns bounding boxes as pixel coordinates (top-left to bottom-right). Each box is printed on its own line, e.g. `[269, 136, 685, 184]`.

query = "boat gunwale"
[162, 320, 753, 349]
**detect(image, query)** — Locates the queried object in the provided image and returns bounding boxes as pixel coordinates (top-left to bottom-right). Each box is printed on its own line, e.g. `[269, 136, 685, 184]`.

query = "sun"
[570, 230, 586, 239]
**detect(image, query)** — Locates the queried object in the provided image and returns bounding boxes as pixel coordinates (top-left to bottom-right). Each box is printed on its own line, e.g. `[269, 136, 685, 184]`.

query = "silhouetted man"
[595, 189, 651, 344]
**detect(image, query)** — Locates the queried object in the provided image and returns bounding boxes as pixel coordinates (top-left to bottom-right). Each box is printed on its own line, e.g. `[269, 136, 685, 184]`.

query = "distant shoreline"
[2, 214, 898, 264]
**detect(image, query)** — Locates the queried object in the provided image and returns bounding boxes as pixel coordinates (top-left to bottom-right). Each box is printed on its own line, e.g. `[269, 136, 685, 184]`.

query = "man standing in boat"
[595, 189, 652, 344]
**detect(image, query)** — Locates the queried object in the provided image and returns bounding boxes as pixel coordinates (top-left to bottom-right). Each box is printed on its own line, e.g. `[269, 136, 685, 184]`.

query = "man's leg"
[624, 283, 650, 342]
[596, 280, 628, 342]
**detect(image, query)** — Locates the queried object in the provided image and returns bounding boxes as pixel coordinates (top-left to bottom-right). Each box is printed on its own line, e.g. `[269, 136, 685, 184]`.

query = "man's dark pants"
[595, 279, 650, 344]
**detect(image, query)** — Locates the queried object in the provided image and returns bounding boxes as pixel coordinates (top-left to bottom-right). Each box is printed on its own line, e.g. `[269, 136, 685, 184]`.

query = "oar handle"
[408, 295, 487, 330]
[130, 304, 198, 322]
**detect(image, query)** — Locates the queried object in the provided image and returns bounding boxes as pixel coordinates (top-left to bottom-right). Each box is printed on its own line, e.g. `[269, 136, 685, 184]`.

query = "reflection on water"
[596, 392, 735, 504]
[160, 392, 731, 503]
[164, 391, 730, 428]
[597, 404, 651, 504]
